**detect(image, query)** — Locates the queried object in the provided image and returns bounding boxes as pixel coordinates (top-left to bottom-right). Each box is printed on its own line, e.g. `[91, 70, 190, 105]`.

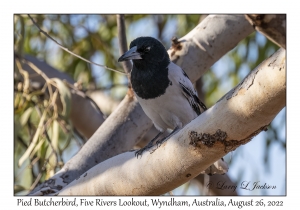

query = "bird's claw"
[135, 148, 145, 158]
[156, 138, 165, 148]
[135, 143, 155, 158]
[156, 141, 161, 148]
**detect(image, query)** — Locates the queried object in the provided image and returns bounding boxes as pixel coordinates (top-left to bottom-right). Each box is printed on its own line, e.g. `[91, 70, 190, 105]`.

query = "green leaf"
[48, 120, 59, 169]
[18, 110, 47, 167]
[22, 70, 30, 94]
[52, 78, 72, 119]
[20, 107, 33, 126]
[29, 138, 45, 159]
[14, 185, 26, 194]
[52, 120, 59, 151]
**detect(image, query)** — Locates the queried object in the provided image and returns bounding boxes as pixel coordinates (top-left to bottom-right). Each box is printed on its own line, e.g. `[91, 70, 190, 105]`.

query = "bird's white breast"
[135, 62, 198, 132]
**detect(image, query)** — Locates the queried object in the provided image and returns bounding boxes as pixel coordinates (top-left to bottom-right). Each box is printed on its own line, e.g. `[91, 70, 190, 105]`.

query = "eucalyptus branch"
[28, 14, 127, 75]
[245, 14, 286, 49]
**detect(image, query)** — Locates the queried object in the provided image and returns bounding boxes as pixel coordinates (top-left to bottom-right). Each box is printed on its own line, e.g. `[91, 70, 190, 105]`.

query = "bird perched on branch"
[118, 36, 207, 157]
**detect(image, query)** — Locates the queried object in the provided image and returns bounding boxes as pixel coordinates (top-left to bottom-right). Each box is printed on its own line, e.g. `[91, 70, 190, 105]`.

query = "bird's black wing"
[168, 62, 207, 116]
[179, 81, 207, 116]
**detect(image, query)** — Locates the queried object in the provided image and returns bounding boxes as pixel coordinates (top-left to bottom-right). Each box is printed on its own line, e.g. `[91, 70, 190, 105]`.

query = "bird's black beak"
[118, 46, 142, 62]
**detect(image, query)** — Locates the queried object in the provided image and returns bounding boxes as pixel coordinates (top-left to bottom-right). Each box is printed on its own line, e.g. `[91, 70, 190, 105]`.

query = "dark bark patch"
[189, 125, 269, 153]
[28, 178, 63, 195]
[171, 36, 183, 51]
[60, 174, 70, 182]
[170, 50, 175, 57]
[245, 14, 265, 28]
[189, 129, 227, 148]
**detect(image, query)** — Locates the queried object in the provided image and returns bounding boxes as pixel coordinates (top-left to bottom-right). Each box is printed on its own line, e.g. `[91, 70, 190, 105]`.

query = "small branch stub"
[170, 36, 183, 57]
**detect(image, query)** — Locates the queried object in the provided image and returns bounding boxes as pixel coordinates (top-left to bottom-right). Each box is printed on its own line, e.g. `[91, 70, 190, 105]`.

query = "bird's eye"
[144, 46, 151, 53]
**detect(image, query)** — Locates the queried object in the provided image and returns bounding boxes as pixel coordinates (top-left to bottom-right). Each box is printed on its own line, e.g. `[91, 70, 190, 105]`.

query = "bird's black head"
[118, 37, 171, 99]
[118, 37, 170, 70]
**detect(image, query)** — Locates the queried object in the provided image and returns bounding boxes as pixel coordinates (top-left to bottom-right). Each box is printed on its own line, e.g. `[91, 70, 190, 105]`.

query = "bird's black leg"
[156, 126, 180, 148]
[135, 131, 163, 158]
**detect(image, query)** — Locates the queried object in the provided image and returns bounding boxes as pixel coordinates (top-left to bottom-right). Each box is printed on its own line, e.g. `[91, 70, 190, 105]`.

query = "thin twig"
[28, 14, 127, 75]
[117, 14, 133, 95]
[17, 136, 28, 149]
[59, 132, 72, 152]
[29, 150, 55, 190]
[30, 156, 40, 168]
[16, 57, 54, 99]
[72, 129, 85, 148]
[116, 14, 132, 75]
[93, 83, 129, 91]
[43, 128, 59, 168]
[57, 120, 69, 134]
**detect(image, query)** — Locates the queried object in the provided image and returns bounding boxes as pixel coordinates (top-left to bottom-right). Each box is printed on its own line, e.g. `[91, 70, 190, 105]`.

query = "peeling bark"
[245, 14, 286, 49]
[58, 48, 286, 196]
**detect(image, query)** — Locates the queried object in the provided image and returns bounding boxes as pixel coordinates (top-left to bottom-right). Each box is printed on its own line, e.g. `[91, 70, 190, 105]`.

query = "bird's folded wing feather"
[168, 62, 207, 116]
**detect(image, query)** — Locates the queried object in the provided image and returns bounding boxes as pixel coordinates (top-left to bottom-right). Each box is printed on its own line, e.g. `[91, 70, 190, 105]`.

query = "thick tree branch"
[58, 48, 286, 195]
[29, 14, 255, 195]
[245, 14, 286, 49]
[168, 15, 255, 82]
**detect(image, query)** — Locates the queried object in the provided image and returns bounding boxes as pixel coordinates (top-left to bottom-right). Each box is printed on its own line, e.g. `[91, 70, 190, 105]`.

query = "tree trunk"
[58, 48, 286, 195]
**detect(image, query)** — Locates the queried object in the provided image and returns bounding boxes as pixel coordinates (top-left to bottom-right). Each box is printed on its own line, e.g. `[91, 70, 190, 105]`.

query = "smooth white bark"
[169, 15, 254, 82]
[59, 48, 286, 195]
